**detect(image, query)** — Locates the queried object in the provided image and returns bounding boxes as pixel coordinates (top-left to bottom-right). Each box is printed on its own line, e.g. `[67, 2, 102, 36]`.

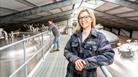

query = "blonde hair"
[75, 8, 96, 32]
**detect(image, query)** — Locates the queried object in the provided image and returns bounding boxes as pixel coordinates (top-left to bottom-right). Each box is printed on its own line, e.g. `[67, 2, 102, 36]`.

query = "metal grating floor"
[31, 34, 138, 77]
[31, 35, 69, 77]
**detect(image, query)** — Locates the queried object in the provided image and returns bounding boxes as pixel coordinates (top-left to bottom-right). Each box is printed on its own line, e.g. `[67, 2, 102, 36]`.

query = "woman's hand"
[75, 59, 86, 71]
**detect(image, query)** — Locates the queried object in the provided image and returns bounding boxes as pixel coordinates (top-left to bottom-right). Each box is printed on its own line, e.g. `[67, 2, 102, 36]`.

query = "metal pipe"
[41, 34, 44, 60]
[23, 35, 28, 77]
[100, 66, 113, 77]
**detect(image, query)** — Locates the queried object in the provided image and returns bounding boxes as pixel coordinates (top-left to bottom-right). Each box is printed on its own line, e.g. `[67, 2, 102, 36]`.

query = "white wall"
[120, 29, 130, 37]
[56, 20, 68, 28]
[56, 19, 74, 35]
[104, 27, 138, 40]
[112, 28, 118, 35]
[132, 31, 138, 39]
[104, 27, 110, 31]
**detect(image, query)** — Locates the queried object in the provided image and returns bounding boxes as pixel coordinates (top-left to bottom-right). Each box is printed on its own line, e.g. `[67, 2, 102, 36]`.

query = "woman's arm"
[64, 36, 80, 63]
[84, 33, 115, 69]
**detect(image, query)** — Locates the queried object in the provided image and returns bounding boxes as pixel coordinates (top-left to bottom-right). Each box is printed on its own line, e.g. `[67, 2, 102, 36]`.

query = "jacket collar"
[74, 28, 98, 38]
[90, 28, 98, 38]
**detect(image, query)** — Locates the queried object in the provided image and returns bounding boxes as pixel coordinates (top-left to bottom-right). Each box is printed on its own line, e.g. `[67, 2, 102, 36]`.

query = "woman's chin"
[82, 25, 89, 29]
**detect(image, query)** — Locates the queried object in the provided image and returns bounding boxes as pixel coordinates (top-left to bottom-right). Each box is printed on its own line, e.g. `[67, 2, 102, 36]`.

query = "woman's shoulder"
[91, 29, 105, 38]
[72, 31, 80, 36]
[69, 32, 81, 40]
[95, 30, 107, 40]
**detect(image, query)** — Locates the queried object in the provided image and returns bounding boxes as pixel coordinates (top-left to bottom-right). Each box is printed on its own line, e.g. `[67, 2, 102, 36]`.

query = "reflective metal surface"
[95, 24, 119, 48]
[108, 48, 138, 77]
[118, 42, 138, 57]
[0, 34, 51, 77]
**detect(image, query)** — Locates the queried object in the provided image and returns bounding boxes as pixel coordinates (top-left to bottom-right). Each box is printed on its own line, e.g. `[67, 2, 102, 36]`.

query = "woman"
[64, 8, 115, 77]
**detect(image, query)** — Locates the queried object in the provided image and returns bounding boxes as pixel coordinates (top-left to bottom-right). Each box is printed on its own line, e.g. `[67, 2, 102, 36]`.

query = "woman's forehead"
[79, 11, 89, 16]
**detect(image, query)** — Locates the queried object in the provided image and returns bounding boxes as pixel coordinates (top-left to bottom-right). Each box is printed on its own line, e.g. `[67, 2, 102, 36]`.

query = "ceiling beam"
[95, 10, 138, 28]
[0, 0, 73, 24]
[97, 17, 138, 30]
[24, 10, 73, 23]
[40, 14, 71, 23]
[97, 17, 122, 27]
[0, 7, 18, 12]
[16, 0, 37, 7]
[101, 0, 138, 11]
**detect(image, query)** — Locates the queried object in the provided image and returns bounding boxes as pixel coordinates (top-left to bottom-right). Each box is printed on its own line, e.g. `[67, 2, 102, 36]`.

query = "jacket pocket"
[84, 42, 97, 51]
[71, 42, 79, 47]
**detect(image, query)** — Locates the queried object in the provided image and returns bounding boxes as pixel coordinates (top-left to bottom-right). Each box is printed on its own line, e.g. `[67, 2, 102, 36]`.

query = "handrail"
[100, 66, 113, 77]
[1, 31, 112, 77]
[7, 31, 52, 77]
[0, 31, 52, 77]
[9, 38, 51, 77]
[0, 31, 47, 50]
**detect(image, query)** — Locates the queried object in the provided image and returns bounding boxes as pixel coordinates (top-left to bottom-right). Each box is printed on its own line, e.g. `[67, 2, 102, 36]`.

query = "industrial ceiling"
[0, 0, 138, 30]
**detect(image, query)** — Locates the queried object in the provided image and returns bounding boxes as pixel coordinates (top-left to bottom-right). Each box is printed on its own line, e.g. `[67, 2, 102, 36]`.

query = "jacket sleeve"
[64, 36, 80, 63]
[84, 33, 115, 69]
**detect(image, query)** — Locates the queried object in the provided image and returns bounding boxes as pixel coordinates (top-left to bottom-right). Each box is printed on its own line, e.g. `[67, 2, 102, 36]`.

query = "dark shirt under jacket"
[64, 29, 115, 77]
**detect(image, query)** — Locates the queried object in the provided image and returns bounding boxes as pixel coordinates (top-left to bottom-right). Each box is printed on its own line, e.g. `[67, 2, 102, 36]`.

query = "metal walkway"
[29, 34, 111, 77]
[29, 34, 138, 77]
[30, 35, 69, 77]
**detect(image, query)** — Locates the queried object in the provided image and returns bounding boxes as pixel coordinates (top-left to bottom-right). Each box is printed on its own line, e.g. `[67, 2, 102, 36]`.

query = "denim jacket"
[64, 29, 114, 77]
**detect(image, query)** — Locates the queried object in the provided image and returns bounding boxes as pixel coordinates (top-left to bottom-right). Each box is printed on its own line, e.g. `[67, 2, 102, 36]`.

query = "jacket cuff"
[71, 56, 80, 64]
[84, 57, 97, 69]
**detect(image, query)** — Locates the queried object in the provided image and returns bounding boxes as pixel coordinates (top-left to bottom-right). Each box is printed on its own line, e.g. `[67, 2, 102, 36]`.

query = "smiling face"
[78, 11, 93, 30]
[75, 9, 96, 32]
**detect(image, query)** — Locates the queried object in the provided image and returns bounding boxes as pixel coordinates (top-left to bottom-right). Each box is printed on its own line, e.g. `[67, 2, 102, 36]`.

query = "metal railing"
[0, 30, 113, 77]
[100, 66, 113, 77]
[0, 31, 53, 77]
